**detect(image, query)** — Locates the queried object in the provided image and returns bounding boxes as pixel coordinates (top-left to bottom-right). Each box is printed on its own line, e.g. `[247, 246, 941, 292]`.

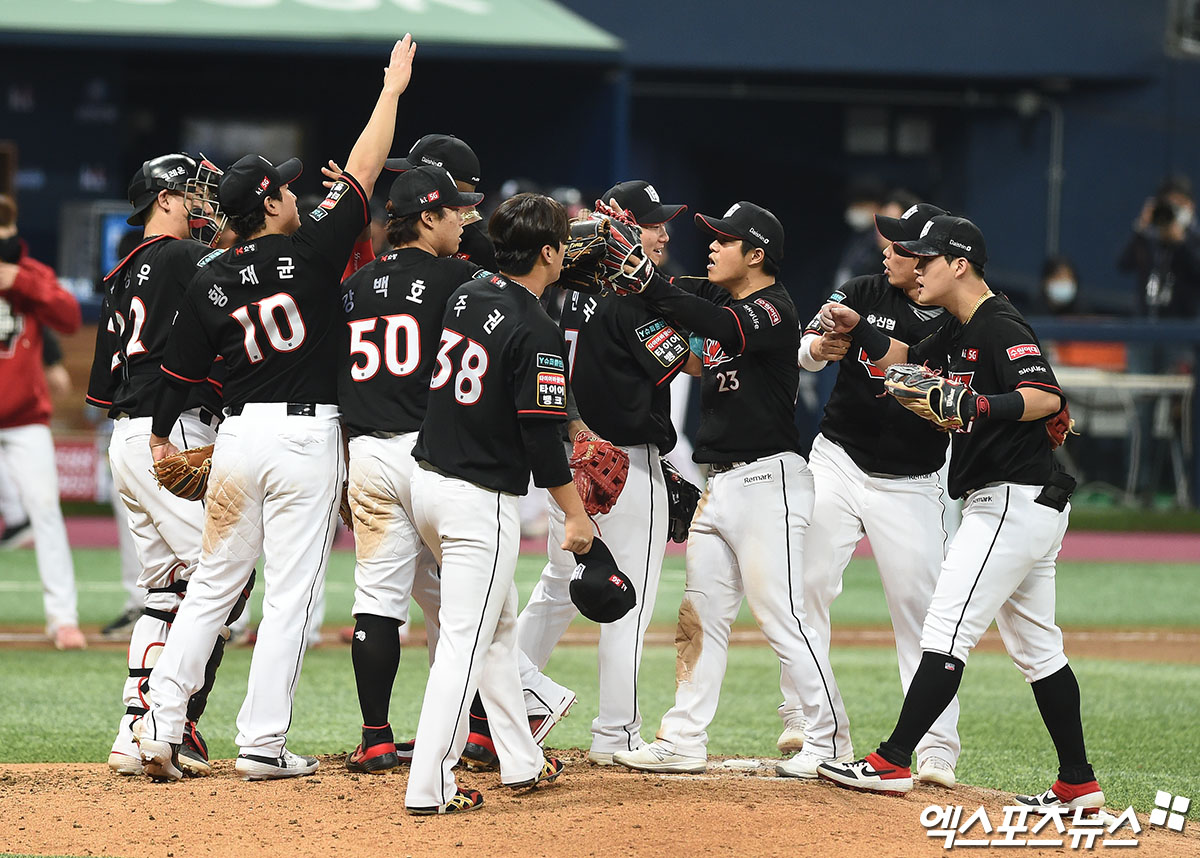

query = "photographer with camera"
[1119, 175, 1200, 320]
[1116, 175, 1200, 504]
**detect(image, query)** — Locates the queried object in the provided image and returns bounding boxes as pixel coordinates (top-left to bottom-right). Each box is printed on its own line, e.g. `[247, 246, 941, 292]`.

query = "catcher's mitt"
[556, 216, 610, 295]
[661, 458, 701, 543]
[569, 430, 630, 516]
[153, 444, 215, 501]
[1045, 403, 1078, 450]
[883, 363, 976, 431]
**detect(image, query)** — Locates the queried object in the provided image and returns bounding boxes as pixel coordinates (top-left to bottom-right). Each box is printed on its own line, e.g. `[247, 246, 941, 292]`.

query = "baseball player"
[610, 202, 851, 774]
[136, 36, 418, 782]
[816, 215, 1104, 811]
[0, 193, 84, 649]
[338, 164, 485, 774]
[773, 202, 962, 784]
[86, 153, 246, 776]
[404, 193, 587, 814]
[509, 180, 693, 766]
[385, 134, 495, 270]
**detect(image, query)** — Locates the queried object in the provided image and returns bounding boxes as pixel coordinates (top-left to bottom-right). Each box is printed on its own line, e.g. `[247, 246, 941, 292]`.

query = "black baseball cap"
[385, 134, 482, 187]
[874, 203, 948, 244]
[218, 154, 303, 217]
[601, 180, 686, 226]
[570, 537, 636, 624]
[388, 166, 484, 217]
[694, 201, 784, 266]
[895, 215, 988, 269]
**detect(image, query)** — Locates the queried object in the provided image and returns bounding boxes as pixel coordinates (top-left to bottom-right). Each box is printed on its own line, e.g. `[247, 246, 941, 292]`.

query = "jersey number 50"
[230, 293, 306, 363]
[347, 314, 420, 381]
[430, 329, 489, 405]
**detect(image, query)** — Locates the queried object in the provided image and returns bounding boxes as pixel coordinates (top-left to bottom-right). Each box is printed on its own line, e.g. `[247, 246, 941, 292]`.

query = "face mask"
[1045, 278, 1077, 306]
[844, 208, 875, 231]
[0, 234, 20, 264]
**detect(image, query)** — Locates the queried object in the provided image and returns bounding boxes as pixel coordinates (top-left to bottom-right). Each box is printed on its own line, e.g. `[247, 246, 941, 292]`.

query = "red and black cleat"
[346, 741, 400, 774]
[178, 721, 212, 777]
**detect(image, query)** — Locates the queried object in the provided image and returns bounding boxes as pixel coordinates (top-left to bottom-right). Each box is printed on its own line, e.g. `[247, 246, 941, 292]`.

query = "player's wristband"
[972, 390, 1025, 422]
[850, 317, 891, 362]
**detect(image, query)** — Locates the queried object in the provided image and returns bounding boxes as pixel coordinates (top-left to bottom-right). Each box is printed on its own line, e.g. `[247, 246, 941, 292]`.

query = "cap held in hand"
[570, 537, 636, 623]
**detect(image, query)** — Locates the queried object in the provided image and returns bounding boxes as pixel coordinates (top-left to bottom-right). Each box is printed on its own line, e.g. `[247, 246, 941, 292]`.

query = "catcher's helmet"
[126, 154, 197, 226]
[126, 153, 227, 247]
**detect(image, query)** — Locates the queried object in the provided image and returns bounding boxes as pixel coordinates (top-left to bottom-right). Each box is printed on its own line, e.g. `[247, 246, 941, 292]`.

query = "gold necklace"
[964, 291, 993, 325]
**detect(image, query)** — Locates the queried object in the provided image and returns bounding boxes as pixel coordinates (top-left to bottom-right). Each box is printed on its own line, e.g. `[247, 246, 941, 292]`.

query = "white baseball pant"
[406, 465, 542, 809]
[143, 404, 342, 757]
[0, 422, 78, 633]
[518, 443, 668, 754]
[656, 452, 852, 759]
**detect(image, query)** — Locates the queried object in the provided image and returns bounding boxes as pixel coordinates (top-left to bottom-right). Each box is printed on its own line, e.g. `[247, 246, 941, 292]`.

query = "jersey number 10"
[230, 293, 306, 364]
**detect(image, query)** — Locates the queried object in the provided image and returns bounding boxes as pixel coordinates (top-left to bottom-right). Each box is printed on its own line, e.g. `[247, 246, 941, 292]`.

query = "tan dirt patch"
[1, 750, 1197, 858]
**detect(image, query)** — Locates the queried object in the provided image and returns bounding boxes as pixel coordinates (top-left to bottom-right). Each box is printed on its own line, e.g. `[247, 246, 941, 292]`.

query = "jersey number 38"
[430, 328, 489, 405]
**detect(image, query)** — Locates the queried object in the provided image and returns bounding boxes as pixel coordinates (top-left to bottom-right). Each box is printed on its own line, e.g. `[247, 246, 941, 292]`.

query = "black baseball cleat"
[507, 756, 565, 790]
[461, 733, 499, 771]
[178, 721, 212, 776]
[101, 607, 141, 640]
[407, 788, 484, 815]
[346, 741, 400, 774]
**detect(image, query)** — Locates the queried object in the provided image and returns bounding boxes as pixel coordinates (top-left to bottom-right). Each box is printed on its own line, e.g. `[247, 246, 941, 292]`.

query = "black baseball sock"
[877, 651, 965, 768]
[1031, 664, 1095, 784]
[469, 693, 490, 738]
[351, 614, 401, 733]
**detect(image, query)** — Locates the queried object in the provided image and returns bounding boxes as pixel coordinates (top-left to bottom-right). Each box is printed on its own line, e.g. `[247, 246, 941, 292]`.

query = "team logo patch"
[536, 352, 565, 371]
[319, 181, 348, 210]
[743, 473, 774, 486]
[636, 319, 688, 367]
[196, 249, 224, 268]
[0, 302, 25, 356]
[962, 348, 979, 362]
[1007, 343, 1041, 360]
[857, 348, 884, 379]
[536, 371, 566, 409]
[309, 207, 328, 222]
[701, 338, 733, 368]
[753, 298, 781, 326]
[419, 190, 440, 204]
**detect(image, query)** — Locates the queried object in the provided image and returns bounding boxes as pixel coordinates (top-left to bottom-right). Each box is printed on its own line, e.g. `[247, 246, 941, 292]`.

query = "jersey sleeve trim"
[161, 366, 206, 384]
[1015, 380, 1062, 395]
[724, 305, 747, 353]
[340, 171, 370, 224]
[517, 408, 568, 418]
[206, 377, 223, 390]
[85, 394, 113, 407]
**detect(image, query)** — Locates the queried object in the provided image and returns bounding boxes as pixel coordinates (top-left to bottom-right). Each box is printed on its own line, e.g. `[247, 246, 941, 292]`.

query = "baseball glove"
[601, 217, 655, 296]
[556, 216, 610, 295]
[339, 482, 353, 530]
[153, 444, 215, 501]
[1045, 403, 1077, 450]
[883, 363, 976, 431]
[661, 458, 701, 543]
[569, 430, 630, 516]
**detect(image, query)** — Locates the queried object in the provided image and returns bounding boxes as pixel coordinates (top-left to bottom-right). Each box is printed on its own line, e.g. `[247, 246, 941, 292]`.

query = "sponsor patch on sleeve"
[635, 319, 690, 367]
[536, 371, 566, 409]
[1007, 343, 1041, 360]
[753, 298, 781, 326]
[536, 352, 565, 371]
[318, 181, 348, 210]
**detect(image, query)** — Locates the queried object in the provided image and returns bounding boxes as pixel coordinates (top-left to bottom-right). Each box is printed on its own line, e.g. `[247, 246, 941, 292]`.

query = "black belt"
[709, 459, 758, 474]
[225, 402, 318, 417]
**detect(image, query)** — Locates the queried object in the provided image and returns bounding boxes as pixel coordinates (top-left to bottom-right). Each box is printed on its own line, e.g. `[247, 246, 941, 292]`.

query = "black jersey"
[338, 248, 480, 436]
[86, 235, 224, 418]
[805, 275, 954, 476]
[669, 277, 801, 464]
[413, 273, 568, 495]
[559, 288, 689, 452]
[910, 294, 1064, 499]
[161, 174, 370, 408]
[454, 219, 496, 270]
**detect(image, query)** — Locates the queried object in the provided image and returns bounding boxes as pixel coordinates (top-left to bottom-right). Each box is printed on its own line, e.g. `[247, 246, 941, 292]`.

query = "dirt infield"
[2, 750, 1197, 858]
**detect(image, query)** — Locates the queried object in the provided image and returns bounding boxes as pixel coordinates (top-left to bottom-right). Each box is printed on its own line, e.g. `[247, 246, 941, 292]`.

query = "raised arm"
[343, 35, 418, 199]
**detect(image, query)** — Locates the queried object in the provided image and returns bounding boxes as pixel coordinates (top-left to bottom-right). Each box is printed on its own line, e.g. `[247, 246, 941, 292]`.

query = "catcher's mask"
[186, 155, 227, 248]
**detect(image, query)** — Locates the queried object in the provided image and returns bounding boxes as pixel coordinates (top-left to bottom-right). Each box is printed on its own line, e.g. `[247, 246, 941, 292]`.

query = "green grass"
[3, 549, 1200, 631]
[0, 548, 1198, 813]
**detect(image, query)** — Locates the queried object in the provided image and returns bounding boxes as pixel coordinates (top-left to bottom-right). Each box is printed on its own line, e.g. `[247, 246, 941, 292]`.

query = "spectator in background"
[0, 193, 85, 649]
[1117, 176, 1199, 502]
[833, 178, 885, 287]
[1118, 174, 1200, 322]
